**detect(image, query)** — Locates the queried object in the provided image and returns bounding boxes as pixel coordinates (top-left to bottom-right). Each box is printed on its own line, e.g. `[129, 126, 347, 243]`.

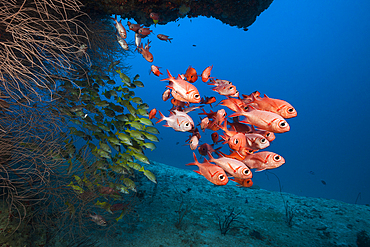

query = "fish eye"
[233, 139, 239, 144]
[219, 174, 226, 181]
[274, 155, 281, 161]
[229, 86, 233, 90]
[185, 123, 190, 127]
[194, 94, 200, 99]
[279, 121, 287, 128]
[261, 138, 266, 143]
[266, 133, 271, 137]
[243, 169, 251, 176]
[288, 108, 295, 113]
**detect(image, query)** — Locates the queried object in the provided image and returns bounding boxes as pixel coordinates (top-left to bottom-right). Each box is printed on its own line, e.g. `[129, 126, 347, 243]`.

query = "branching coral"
[0, 0, 90, 101]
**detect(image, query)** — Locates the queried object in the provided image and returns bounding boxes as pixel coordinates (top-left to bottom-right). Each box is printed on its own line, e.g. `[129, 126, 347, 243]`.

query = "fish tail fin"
[192, 152, 198, 164]
[168, 38, 173, 43]
[186, 153, 198, 166]
[160, 69, 173, 82]
[155, 110, 165, 124]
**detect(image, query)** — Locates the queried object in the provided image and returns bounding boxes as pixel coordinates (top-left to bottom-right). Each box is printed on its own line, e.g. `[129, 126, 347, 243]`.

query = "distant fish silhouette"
[309, 171, 315, 175]
[321, 180, 327, 185]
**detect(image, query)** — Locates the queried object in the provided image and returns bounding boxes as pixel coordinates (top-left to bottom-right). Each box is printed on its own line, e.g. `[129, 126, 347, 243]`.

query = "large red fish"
[161, 70, 201, 103]
[247, 92, 297, 119]
[229, 105, 290, 133]
[186, 153, 228, 186]
[208, 152, 253, 179]
[242, 151, 285, 172]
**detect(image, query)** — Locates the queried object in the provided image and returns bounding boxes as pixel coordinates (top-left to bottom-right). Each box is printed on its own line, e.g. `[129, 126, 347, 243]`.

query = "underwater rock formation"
[83, 0, 274, 29]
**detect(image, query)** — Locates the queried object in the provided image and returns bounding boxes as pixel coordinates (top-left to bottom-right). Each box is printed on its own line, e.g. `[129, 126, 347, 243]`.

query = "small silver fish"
[117, 34, 129, 50]
[135, 32, 141, 47]
[156, 110, 194, 132]
[88, 213, 107, 226]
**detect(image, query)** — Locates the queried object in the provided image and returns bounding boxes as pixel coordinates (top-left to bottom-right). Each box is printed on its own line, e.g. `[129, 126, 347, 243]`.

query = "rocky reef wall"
[83, 0, 274, 29]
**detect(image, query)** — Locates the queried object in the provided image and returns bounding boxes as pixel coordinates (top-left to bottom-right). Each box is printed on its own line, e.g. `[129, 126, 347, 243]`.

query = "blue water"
[119, 0, 370, 205]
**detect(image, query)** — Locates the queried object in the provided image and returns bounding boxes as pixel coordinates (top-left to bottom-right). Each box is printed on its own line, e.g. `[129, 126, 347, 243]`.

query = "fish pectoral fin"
[193, 170, 202, 175]
[255, 168, 266, 172]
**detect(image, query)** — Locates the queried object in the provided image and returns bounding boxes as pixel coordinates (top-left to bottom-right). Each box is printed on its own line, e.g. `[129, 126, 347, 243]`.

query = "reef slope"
[103, 160, 370, 247]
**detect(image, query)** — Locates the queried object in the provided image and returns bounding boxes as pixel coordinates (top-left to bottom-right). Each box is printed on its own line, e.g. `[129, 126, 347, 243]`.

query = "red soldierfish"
[135, 42, 153, 63]
[200, 117, 209, 131]
[161, 70, 201, 103]
[138, 27, 153, 36]
[149, 108, 157, 119]
[247, 92, 297, 119]
[201, 65, 213, 82]
[127, 21, 143, 32]
[227, 119, 252, 133]
[156, 110, 194, 132]
[218, 98, 246, 112]
[230, 178, 253, 187]
[198, 143, 217, 156]
[229, 105, 290, 133]
[162, 88, 171, 101]
[212, 84, 238, 96]
[186, 153, 228, 186]
[157, 34, 173, 43]
[150, 65, 162, 76]
[187, 135, 199, 150]
[249, 126, 276, 142]
[245, 133, 270, 150]
[208, 78, 232, 86]
[200, 96, 216, 107]
[116, 34, 128, 50]
[207, 152, 252, 179]
[184, 66, 198, 83]
[242, 151, 285, 172]
[112, 15, 126, 39]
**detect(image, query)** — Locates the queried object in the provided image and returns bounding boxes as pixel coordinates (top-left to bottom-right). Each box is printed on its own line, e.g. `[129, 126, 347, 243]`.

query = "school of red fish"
[111, 13, 172, 63]
[112, 14, 297, 188]
[150, 65, 297, 188]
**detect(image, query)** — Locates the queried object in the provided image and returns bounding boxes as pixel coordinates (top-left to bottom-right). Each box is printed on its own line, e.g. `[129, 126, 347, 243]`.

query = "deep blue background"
[117, 0, 370, 205]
